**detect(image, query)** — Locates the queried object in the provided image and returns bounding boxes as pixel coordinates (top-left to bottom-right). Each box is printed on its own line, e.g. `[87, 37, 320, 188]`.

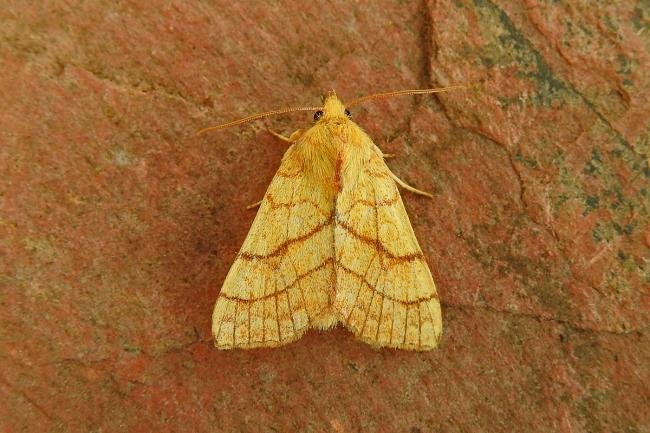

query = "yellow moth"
[199, 85, 465, 351]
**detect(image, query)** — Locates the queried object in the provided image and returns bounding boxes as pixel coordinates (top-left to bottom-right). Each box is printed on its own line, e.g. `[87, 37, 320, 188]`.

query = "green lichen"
[23, 237, 58, 264]
[583, 195, 599, 215]
[473, 0, 573, 107]
[514, 152, 539, 169]
[583, 148, 603, 176]
[110, 148, 136, 167]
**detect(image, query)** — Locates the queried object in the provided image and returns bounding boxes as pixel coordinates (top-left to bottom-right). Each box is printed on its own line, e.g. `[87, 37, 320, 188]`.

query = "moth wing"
[334, 147, 442, 350]
[212, 145, 335, 349]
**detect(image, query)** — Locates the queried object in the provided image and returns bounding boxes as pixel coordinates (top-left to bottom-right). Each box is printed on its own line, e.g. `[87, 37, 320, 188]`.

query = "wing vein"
[281, 268, 297, 336]
[291, 259, 311, 327]
[274, 281, 281, 342]
[232, 299, 238, 348]
[337, 220, 423, 261]
[337, 262, 437, 304]
[239, 218, 332, 260]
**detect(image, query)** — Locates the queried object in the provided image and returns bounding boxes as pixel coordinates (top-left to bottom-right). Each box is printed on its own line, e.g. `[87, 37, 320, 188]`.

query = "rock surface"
[1, 1, 648, 432]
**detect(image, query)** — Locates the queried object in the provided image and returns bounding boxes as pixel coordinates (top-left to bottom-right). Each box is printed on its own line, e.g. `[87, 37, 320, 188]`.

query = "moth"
[200, 85, 464, 350]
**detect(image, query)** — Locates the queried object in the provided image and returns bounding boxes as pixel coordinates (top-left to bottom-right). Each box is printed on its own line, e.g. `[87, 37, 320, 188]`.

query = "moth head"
[315, 92, 352, 123]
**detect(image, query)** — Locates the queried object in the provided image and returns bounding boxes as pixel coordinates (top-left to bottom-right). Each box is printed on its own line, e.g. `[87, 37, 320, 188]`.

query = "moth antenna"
[345, 84, 468, 108]
[197, 106, 321, 135]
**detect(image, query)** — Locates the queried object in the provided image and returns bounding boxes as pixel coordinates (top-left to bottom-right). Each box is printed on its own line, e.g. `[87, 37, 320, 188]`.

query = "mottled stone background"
[1, 1, 648, 432]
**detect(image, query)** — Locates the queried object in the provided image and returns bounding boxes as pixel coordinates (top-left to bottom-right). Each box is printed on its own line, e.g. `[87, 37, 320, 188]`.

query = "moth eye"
[344, 108, 351, 118]
[313, 110, 324, 121]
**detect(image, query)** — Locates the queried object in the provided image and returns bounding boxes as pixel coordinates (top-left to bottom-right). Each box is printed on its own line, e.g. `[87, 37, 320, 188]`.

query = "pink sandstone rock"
[1, 1, 648, 432]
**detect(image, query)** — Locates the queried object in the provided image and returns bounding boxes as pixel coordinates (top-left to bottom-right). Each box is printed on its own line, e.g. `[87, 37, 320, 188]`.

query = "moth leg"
[287, 129, 304, 141]
[267, 128, 304, 143]
[389, 170, 433, 198]
[371, 143, 393, 159]
[246, 199, 263, 210]
[267, 129, 292, 142]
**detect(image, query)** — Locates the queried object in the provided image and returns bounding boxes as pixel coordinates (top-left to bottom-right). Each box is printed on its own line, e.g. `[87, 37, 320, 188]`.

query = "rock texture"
[1, 1, 648, 432]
